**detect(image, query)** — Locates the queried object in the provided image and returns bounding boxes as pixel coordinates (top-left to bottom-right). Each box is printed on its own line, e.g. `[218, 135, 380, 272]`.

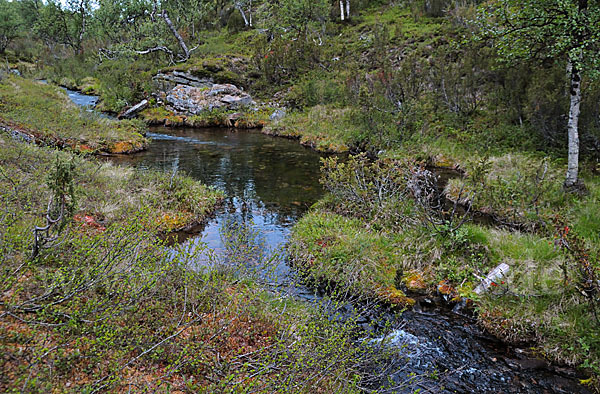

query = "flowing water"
[68, 89, 589, 393]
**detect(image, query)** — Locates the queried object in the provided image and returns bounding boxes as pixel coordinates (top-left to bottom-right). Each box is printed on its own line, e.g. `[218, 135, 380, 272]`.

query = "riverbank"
[288, 152, 600, 388]
[0, 76, 148, 154]
[0, 133, 375, 392]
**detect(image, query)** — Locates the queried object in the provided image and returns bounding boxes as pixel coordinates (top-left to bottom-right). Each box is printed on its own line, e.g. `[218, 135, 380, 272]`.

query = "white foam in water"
[372, 328, 443, 359]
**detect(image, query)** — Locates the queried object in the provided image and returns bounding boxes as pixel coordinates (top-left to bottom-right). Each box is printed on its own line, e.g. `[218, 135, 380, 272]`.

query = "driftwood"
[118, 99, 148, 119]
[474, 263, 510, 295]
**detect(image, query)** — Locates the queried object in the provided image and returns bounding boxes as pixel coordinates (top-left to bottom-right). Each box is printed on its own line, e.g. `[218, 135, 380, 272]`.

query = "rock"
[269, 108, 286, 121]
[380, 287, 416, 307]
[9, 69, 21, 77]
[166, 84, 253, 115]
[404, 271, 428, 293]
[152, 71, 213, 91]
[220, 94, 252, 107]
[437, 280, 460, 301]
[118, 99, 149, 119]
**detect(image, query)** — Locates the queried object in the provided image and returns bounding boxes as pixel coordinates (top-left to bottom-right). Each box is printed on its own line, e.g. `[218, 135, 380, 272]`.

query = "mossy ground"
[0, 76, 148, 154]
[264, 106, 352, 153]
[289, 160, 600, 382]
[0, 134, 366, 392]
[0, 132, 223, 233]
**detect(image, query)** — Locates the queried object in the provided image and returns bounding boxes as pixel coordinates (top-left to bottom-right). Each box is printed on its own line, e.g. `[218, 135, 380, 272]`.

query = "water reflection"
[111, 127, 326, 268]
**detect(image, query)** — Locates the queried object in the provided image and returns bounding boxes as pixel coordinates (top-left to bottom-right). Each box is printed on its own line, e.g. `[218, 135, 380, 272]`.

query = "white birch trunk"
[248, 0, 252, 27]
[340, 1, 345, 21]
[235, 2, 250, 26]
[565, 59, 582, 188]
[346, 0, 350, 20]
[77, 0, 86, 54]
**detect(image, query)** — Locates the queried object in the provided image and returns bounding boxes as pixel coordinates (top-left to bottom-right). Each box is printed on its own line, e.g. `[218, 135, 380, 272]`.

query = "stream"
[70, 88, 589, 393]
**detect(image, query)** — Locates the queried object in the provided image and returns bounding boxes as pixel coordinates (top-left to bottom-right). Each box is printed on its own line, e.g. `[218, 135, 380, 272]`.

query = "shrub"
[321, 154, 414, 227]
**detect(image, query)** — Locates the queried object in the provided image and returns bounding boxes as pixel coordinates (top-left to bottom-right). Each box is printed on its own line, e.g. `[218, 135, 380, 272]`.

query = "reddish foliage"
[74, 214, 106, 232]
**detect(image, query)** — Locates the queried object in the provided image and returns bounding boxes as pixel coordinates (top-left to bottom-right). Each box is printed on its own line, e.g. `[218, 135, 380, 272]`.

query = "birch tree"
[234, 0, 252, 27]
[339, 0, 350, 21]
[66, 0, 91, 54]
[160, 8, 189, 60]
[477, 0, 600, 189]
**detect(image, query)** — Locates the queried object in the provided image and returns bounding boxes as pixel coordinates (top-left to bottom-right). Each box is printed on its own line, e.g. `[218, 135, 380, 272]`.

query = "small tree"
[0, 0, 23, 54]
[273, 0, 329, 40]
[476, 0, 600, 189]
[33, 157, 78, 258]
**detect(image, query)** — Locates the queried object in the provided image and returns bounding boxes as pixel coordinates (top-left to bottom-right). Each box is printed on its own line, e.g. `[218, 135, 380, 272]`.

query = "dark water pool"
[110, 127, 325, 280]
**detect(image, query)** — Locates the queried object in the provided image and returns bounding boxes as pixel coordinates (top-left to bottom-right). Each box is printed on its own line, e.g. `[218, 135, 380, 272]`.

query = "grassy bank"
[0, 131, 224, 238]
[288, 153, 600, 385]
[0, 76, 148, 154]
[263, 106, 353, 153]
[0, 136, 379, 392]
[140, 105, 271, 129]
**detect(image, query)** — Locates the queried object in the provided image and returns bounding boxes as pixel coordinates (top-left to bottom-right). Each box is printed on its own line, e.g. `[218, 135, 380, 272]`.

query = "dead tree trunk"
[161, 10, 190, 61]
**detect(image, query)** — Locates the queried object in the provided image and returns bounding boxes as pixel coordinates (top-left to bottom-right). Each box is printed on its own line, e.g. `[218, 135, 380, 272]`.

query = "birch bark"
[565, 58, 582, 187]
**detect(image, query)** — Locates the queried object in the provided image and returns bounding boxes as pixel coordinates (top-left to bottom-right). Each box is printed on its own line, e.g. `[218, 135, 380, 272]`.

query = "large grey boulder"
[166, 84, 253, 115]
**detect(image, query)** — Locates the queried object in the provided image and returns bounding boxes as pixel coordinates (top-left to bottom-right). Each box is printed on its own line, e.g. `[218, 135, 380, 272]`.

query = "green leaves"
[475, 0, 600, 78]
[0, 0, 23, 53]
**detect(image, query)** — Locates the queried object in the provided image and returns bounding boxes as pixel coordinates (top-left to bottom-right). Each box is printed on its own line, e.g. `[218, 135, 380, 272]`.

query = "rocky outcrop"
[152, 71, 213, 92]
[166, 84, 254, 115]
[142, 69, 265, 129]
